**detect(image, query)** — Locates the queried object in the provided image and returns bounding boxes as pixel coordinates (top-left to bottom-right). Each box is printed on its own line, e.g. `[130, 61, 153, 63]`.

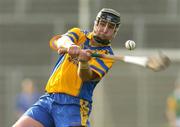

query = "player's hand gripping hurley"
[58, 47, 171, 72]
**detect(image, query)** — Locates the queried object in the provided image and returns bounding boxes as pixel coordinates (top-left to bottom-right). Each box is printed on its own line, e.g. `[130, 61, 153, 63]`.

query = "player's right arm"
[49, 34, 75, 51]
[49, 27, 83, 51]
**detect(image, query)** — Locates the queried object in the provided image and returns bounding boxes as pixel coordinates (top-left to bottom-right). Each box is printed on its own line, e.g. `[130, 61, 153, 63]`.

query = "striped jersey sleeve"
[89, 49, 115, 79]
[64, 27, 85, 45]
[49, 28, 85, 50]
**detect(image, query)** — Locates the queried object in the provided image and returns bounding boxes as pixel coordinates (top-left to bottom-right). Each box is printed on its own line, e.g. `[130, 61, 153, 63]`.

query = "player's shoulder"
[68, 27, 81, 32]
[102, 45, 114, 55]
[68, 27, 90, 35]
[93, 46, 114, 56]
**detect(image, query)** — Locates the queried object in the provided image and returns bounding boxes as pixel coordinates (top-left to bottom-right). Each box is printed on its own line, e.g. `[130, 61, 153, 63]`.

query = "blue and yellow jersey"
[45, 28, 115, 102]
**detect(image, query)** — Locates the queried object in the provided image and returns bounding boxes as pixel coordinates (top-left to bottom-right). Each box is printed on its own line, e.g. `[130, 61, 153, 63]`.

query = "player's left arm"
[78, 61, 100, 82]
[77, 49, 99, 81]
[78, 50, 115, 81]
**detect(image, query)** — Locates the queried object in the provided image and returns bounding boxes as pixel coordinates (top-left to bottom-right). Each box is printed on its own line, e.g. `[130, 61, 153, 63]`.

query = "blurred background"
[0, 0, 180, 127]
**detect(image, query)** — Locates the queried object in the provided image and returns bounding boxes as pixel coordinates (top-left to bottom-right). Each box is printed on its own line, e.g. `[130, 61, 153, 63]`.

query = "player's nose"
[102, 25, 109, 33]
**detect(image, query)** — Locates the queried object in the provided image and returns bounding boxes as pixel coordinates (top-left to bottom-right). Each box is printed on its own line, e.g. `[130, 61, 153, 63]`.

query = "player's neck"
[90, 37, 107, 47]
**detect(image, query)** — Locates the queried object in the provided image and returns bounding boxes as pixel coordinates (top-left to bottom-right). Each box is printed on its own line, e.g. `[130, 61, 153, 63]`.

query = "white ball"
[125, 40, 136, 50]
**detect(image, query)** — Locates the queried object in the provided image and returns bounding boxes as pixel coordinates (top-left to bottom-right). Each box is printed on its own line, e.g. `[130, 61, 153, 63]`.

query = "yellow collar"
[86, 32, 93, 39]
[86, 32, 111, 46]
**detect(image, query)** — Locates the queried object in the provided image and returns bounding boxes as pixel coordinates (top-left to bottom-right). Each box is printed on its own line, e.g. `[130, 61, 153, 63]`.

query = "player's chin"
[98, 35, 112, 41]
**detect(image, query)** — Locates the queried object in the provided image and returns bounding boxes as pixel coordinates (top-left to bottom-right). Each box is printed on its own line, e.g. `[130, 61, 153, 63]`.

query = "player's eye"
[99, 21, 106, 27]
[108, 23, 116, 29]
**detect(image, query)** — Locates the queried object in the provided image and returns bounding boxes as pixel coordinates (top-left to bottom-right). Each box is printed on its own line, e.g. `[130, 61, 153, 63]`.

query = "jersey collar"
[86, 32, 111, 46]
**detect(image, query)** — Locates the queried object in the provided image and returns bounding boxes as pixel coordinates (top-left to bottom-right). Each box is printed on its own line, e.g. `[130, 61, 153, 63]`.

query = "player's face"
[93, 19, 116, 40]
